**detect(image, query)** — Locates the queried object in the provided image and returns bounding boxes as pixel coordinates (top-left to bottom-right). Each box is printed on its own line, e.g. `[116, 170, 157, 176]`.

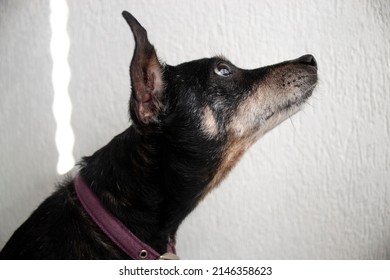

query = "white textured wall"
[1, 0, 389, 259]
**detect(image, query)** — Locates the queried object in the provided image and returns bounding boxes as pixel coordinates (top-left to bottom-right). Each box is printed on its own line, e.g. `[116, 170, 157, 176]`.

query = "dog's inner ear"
[123, 11, 164, 125]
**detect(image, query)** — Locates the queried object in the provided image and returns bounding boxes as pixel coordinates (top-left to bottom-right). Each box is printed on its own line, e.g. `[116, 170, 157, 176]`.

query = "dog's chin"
[257, 81, 317, 140]
[265, 82, 316, 117]
[284, 84, 316, 111]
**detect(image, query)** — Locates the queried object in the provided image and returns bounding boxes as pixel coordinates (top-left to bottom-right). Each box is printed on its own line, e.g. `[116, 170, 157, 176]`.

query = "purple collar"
[74, 175, 178, 260]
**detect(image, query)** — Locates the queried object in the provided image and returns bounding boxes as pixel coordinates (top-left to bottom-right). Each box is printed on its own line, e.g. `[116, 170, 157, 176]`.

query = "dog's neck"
[78, 125, 219, 254]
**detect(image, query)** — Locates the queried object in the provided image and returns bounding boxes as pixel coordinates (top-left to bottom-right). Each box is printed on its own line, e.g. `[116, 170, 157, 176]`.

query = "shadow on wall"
[0, 1, 62, 248]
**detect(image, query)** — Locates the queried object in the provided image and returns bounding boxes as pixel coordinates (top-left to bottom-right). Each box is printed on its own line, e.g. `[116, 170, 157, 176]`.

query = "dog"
[0, 11, 317, 259]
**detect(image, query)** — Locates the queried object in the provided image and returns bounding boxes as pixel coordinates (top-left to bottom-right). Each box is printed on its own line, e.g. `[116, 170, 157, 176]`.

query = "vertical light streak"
[50, 0, 74, 174]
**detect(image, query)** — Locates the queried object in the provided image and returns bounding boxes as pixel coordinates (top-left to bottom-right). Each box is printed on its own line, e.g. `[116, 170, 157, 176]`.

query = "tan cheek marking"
[230, 83, 273, 138]
[198, 86, 268, 201]
[201, 106, 218, 137]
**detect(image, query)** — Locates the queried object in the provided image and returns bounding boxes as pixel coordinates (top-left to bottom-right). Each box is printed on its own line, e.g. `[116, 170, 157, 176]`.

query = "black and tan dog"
[0, 11, 317, 259]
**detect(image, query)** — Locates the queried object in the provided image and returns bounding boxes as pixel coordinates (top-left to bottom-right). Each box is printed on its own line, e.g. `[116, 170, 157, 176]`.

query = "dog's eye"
[214, 63, 232, 77]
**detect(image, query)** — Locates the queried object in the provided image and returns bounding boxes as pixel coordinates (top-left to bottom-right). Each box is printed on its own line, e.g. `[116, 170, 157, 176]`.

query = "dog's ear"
[122, 11, 164, 125]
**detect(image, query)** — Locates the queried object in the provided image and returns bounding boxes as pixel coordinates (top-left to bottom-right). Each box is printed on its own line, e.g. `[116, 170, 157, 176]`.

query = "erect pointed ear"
[122, 11, 165, 125]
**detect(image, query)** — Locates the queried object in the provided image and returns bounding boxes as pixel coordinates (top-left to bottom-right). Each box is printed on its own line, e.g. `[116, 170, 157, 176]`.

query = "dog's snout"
[292, 54, 317, 68]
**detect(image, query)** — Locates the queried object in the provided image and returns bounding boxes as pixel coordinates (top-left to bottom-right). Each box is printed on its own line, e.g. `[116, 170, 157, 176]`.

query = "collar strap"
[74, 174, 178, 260]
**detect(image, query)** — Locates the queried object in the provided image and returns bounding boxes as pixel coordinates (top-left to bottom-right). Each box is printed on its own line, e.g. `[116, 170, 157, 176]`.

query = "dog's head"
[122, 11, 317, 197]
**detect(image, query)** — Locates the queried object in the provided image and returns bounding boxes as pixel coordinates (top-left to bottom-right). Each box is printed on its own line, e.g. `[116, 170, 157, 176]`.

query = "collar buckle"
[159, 252, 180, 260]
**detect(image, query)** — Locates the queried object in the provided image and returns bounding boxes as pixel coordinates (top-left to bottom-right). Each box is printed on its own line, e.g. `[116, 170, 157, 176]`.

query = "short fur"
[0, 12, 317, 259]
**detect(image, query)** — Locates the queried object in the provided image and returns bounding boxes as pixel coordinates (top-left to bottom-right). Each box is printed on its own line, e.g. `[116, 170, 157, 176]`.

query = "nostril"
[295, 54, 317, 68]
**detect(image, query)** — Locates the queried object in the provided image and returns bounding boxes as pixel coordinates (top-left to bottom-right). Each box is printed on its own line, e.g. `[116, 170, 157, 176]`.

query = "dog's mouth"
[279, 80, 317, 111]
[262, 67, 318, 122]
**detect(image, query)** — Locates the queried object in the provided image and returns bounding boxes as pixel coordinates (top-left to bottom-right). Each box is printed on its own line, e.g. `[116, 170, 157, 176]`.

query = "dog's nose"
[292, 54, 317, 68]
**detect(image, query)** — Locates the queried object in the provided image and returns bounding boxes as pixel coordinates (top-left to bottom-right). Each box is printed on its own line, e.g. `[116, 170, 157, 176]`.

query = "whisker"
[289, 117, 296, 130]
[304, 101, 314, 108]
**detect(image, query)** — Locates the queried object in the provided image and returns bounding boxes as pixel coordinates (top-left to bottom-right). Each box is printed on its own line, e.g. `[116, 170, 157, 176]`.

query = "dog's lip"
[264, 111, 275, 120]
[262, 83, 315, 121]
[302, 65, 318, 86]
[307, 65, 318, 72]
[276, 78, 317, 116]
[278, 87, 314, 112]
[260, 68, 317, 122]
[304, 63, 318, 73]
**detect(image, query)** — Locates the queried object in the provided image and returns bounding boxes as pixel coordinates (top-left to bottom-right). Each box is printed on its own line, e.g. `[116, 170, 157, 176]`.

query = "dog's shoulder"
[0, 178, 126, 259]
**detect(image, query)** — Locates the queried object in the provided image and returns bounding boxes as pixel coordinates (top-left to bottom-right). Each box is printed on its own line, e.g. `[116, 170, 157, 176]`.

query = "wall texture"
[1, 0, 389, 259]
